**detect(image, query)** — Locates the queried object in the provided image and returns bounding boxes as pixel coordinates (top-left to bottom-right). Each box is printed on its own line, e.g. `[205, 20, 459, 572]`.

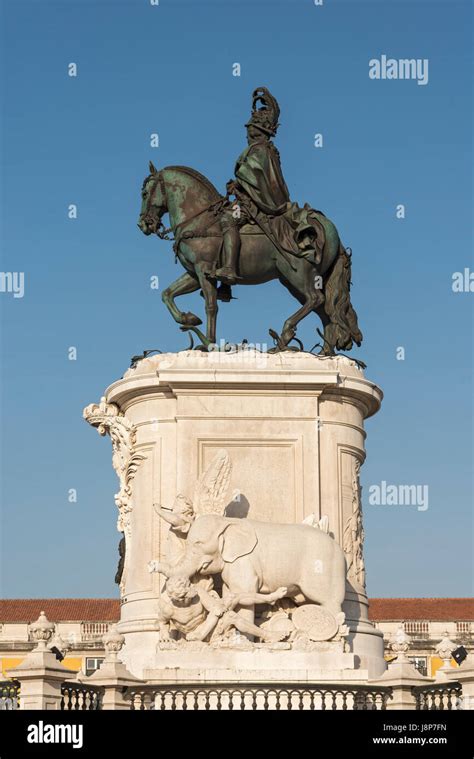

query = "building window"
[456, 622, 471, 635]
[410, 657, 428, 677]
[404, 621, 429, 638]
[85, 657, 104, 677]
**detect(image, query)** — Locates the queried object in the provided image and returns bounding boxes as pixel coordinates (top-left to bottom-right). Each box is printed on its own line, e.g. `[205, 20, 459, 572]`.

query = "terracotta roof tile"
[368, 598, 474, 622]
[0, 599, 120, 623]
[0, 598, 472, 623]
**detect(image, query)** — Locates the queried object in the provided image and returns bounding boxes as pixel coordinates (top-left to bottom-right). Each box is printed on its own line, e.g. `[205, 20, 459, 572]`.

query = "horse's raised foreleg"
[161, 271, 202, 327]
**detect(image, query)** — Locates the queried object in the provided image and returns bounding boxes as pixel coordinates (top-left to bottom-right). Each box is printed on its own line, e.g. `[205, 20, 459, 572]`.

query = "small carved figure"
[157, 575, 287, 645]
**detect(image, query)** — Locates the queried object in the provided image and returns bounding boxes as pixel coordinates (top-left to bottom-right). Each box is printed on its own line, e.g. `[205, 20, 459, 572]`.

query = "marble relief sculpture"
[149, 449, 349, 650]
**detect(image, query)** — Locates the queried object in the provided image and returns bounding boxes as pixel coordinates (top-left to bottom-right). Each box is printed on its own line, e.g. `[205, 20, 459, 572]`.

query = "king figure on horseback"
[215, 88, 290, 285]
[137, 86, 363, 355]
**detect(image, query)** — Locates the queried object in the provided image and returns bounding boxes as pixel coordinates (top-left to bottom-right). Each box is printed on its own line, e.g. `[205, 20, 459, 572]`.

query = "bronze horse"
[138, 162, 362, 354]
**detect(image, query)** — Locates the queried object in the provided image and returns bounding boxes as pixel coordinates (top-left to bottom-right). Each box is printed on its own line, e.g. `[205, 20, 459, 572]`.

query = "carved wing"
[302, 514, 329, 533]
[193, 449, 232, 516]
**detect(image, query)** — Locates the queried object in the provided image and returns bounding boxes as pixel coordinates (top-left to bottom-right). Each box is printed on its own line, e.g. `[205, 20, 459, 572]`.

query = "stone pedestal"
[370, 659, 433, 710]
[79, 625, 142, 710]
[85, 350, 385, 679]
[7, 612, 77, 710]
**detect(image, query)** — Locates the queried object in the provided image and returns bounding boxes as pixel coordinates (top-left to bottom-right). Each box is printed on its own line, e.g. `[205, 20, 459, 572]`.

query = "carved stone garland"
[343, 458, 366, 591]
[83, 397, 146, 594]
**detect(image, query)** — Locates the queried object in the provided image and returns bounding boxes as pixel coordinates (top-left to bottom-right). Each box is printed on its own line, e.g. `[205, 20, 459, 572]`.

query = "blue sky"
[0, 0, 472, 599]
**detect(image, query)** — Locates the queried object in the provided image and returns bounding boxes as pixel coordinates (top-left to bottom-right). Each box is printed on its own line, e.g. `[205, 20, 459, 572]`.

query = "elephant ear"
[220, 521, 258, 564]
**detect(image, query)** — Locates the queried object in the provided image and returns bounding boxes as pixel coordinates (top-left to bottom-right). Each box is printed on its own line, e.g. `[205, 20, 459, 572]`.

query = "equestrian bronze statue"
[138, 87, 362, 354]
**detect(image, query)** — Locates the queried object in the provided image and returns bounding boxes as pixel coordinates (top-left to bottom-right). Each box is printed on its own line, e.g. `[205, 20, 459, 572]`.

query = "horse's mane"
[163, 165, 221, 199]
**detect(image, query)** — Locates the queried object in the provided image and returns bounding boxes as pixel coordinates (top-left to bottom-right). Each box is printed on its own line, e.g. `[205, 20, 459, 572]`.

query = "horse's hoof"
[181, 312, 202, 327]
[268, 327, 303, 353]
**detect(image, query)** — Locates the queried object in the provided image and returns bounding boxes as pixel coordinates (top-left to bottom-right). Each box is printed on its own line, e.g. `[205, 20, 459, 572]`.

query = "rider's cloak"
[234, 140, 289, 215]
[234, 139, 325, 265]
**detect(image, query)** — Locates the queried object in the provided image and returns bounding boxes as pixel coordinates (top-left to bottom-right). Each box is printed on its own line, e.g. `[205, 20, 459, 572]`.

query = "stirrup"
[217, 283, 233, 302]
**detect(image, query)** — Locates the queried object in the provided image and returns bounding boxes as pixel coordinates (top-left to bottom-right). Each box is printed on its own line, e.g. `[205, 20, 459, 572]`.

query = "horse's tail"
[323, 244, 363, 351]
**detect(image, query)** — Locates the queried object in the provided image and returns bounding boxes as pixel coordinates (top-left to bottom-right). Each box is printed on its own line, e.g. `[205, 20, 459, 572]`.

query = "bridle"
[141, 172, 171, 239]
[141, 170, 227, 244]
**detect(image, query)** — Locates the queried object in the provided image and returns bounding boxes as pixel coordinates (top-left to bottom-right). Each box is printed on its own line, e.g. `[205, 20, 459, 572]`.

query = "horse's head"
[138, 161, 167, 236]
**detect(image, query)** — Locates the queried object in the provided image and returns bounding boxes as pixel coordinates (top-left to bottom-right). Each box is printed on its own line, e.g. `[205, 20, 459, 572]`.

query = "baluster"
[262, 689, 269, 710]
[250, 688, 256, 711]
[275, 690, 282, 710]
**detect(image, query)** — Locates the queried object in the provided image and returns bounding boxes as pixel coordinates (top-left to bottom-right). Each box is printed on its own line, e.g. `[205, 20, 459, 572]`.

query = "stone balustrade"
[6, 612, 472, 711]
[126, 682, 393, 711]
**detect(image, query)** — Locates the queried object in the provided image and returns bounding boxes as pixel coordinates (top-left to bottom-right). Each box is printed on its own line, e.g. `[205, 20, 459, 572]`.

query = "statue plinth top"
[105, 350, 382, 419]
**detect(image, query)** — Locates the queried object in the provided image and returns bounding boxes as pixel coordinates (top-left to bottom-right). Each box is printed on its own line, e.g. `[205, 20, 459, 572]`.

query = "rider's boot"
[215, 227, 242, 285]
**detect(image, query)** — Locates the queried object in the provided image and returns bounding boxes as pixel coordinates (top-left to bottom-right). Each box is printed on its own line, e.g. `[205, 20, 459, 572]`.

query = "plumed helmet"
[245, 87, 281, 136]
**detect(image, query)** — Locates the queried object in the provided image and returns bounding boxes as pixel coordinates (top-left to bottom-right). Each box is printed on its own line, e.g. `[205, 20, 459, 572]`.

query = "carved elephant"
[158, 513, 347, 617]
